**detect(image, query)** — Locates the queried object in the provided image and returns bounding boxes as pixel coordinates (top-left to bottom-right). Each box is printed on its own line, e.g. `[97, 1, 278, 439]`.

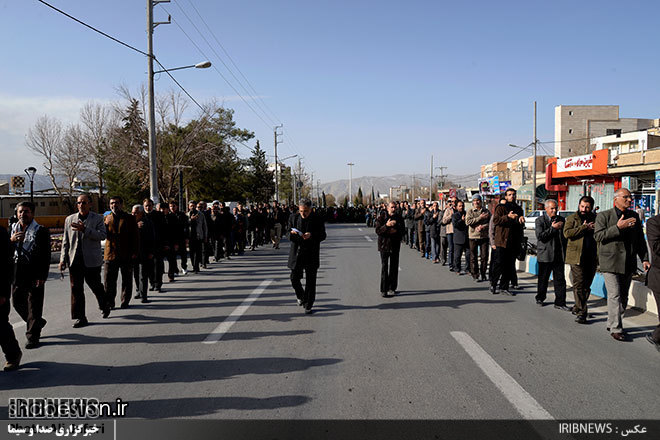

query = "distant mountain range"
[319, 173, 479, 199]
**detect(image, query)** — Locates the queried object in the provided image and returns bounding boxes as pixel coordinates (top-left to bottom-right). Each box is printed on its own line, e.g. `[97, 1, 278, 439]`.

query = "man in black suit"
[10, 201, 51, 349]
[1, 225, 22, 370]
[642, 213, 660, 352]
[534, 199, 570, 310]
[288, 198, 327, 314]
[375, 202, 405, 297]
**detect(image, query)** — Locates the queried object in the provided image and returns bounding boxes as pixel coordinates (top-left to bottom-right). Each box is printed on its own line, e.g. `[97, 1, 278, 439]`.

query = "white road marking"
[358, 228, 363, 232]
[450, 331, 554, 420]
[364, 235, 373, 242]
[11, 321, 26, 329]
[203, 279, 273, 344]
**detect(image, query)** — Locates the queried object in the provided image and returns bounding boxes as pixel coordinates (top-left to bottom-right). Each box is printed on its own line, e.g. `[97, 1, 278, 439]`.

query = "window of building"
[568, 129, 573, 134]
[40, 202, 45, 207]
[49, 201, 58, 207]
[606, 129, 622, 136]
[568, 111, 573, 116]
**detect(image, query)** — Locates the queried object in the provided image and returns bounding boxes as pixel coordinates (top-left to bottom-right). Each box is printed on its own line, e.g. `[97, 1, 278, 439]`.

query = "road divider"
[203, 279, 274, 344]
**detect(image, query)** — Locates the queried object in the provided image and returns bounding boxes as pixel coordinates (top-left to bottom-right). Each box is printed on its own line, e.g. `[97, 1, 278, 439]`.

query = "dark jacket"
[136, 216, 156, 261]
[492, 202, 524, 249]
[424, 209, 441, 239]
[1, 226, 12, 298]
[287, 212, 327, 270]
[375, 212, 405, 253]
[452, 210, 468, 245]
[403, 208, 414, 229]
[535, 212, 567, 263]
[563, 211, 597, 266]
[645, 214, 660, 292]
[146, 210, 167, 252]
[595, 207, 648, 274]
[104, 211, 138, 261]
[11, 221, 51, 284]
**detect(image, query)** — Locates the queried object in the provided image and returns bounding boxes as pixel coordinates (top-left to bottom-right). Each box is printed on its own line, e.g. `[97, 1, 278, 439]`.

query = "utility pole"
[412, 174, 415, 201]
[147, 0, 170, 204]
[171, 164, 192, 210]
[429, 155, 433, 201]
[347, 162, 354, 207]
[533, 100, 538, 212]
[311, 171, 314, 205]
[273, 124, 283, 202]
[292, 171, 297, 206]
[435, 166, 447, 190]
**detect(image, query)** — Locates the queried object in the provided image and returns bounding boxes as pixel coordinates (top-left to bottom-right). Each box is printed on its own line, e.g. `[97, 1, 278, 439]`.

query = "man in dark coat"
[534, 199, 569, 310]
[376, 202, 405, 297]
[143, 199, 166, 291]
[132, 205, 156, 303]
[452, 200, 469, 274]
[10, 201, 51, 349]
[1, 225, 22, 370]
[491, 188, 524, 295]
[644, 212, 660, 352]
[288, 198, 327, 314]
[595, 188, 650, 341]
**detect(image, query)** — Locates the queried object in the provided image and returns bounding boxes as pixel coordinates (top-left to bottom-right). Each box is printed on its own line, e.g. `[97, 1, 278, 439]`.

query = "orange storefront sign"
[548, 149, 609, 178]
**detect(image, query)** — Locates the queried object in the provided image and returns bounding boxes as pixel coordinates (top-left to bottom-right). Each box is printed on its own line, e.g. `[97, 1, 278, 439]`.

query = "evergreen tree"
[246, 140, 275, 203]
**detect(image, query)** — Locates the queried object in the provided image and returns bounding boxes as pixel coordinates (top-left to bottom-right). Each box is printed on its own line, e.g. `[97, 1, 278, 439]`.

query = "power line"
[36, 0, 148, 57]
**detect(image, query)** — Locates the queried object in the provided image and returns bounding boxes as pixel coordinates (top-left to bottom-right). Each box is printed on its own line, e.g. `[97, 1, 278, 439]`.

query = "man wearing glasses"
[60, 194, 111, 328]
[594, 188, 650, 342]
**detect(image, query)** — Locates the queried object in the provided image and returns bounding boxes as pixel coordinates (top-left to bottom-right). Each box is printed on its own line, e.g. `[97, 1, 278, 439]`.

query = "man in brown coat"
[104, 196, 138, 309]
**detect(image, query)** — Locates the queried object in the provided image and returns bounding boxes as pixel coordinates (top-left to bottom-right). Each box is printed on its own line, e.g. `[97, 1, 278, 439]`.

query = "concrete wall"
[555, 105, 619, 158]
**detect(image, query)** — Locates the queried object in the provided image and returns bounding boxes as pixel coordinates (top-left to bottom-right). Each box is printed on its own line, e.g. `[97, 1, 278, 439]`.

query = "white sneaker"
[181, 269, 188, 276]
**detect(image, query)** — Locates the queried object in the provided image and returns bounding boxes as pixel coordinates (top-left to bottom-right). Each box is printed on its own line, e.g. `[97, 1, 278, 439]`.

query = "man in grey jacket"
[534, 199, 569, 310]
[60, 194, 110, 328]
[594, 188, 650, 341]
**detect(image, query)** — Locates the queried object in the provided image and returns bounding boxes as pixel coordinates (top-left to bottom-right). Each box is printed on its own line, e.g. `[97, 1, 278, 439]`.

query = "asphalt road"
[0, 224, 658, 420]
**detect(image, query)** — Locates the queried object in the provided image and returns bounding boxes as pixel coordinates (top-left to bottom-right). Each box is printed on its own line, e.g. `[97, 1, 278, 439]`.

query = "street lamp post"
[347, 163, 354, 207]
[146, 0, 211, 204]
[24, 167, 37, 204]
[278, 155, 297, 204]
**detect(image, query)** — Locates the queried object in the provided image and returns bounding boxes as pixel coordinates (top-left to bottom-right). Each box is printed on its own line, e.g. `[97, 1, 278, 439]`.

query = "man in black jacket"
[376, 202, 405, 297]
[288, 198, 327, 314]
[143, 199, 166, 291]
[1, 225, 22, 370]
[10, 201, 51, 349]
[132, 205, 155, 303]
[534, 199, 569, 310]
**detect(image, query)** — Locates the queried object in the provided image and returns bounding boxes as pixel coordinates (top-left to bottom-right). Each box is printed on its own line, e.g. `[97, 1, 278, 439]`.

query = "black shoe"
[554, 305, 572, 312]
[575, 315, 587, 324]
[149, 286, 155, 291]
[536, 300, 544, 306]
[102, 308, 111, 319]
[141, 298, 149, 303]
[297, 299, 304, 306]
[646, 334, 660, 352]
[304, 308, 313, 314]
[120, 303, 129, 309]
[501, 289, 514, 296]
[72, 318, 89, 328]
[481, 275, 488, 282]
[388, 290, 397, 296]
[25, 340, 40, 349]
[155, 287, 161, 292]
[3, 352, 21, 371]
[511, 284, 520, 289]
[489, 286, 498, 295]
[134, 294, 141, 299]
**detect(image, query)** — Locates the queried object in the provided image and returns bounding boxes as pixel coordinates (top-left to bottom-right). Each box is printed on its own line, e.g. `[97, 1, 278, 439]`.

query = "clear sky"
[1, 0, 659, 184]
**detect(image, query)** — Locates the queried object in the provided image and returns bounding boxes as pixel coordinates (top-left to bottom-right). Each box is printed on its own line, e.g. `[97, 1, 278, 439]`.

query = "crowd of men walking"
[373, 186, 660, 352]
[0, 194, 303, 371]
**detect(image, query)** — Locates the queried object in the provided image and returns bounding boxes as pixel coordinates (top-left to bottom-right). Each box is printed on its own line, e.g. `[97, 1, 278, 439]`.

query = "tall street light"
[24, 167, 36, 204]
[146, 2, 211, 204]
[347, 163, 355, 207]
[279, 155, 297, 204]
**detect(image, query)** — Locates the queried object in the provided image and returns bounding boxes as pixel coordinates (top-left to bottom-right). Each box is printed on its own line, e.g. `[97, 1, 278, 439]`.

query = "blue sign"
[655, 171, 660, 190]
[499, 180, 511, 193]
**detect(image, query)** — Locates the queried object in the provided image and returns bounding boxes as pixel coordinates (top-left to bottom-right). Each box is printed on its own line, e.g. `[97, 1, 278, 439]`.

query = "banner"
[557, 154, 593, 173]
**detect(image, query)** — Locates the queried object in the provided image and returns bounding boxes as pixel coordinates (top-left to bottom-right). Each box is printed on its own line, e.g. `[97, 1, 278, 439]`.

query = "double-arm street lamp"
[24, 166, 37, 204]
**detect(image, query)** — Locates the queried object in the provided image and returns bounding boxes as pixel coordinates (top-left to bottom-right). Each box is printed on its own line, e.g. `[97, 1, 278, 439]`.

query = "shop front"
[546, 150, 619, 211]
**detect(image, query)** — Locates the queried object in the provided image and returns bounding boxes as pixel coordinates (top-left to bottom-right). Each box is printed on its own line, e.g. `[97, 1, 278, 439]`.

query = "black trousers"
[69, 261, 108, 319]
[491, 246, 515, 290]
[150, 252, 164, 289]
[536, 260, 567, 305]
[380, 249, 400, 293]
[11, 277, 46, 343]
[104, 259, 133, 308]
[454, 242, 467, 272]
[133, 258, 154, 299]
[189, 239, 203, 271]
[174, 241, 187, 271]
[0, 297, 21, 362]
[439, 236, 448, 264]
[652, 289, 660, 343]
[571, 263, 597, 317]
[469, 238, 489, 279]
[290, 264, 318, 309]
[165, 248, 177, 280]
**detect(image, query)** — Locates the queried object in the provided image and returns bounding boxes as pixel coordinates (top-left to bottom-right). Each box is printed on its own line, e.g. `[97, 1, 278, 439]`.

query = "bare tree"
[80, 102, 116, 211]
[55, 124, 86, 201]
[25, 115, 65, 201]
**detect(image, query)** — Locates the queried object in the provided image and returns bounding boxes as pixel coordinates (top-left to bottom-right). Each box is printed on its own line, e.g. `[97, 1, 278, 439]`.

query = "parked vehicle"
[524, 210, 575, 229]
